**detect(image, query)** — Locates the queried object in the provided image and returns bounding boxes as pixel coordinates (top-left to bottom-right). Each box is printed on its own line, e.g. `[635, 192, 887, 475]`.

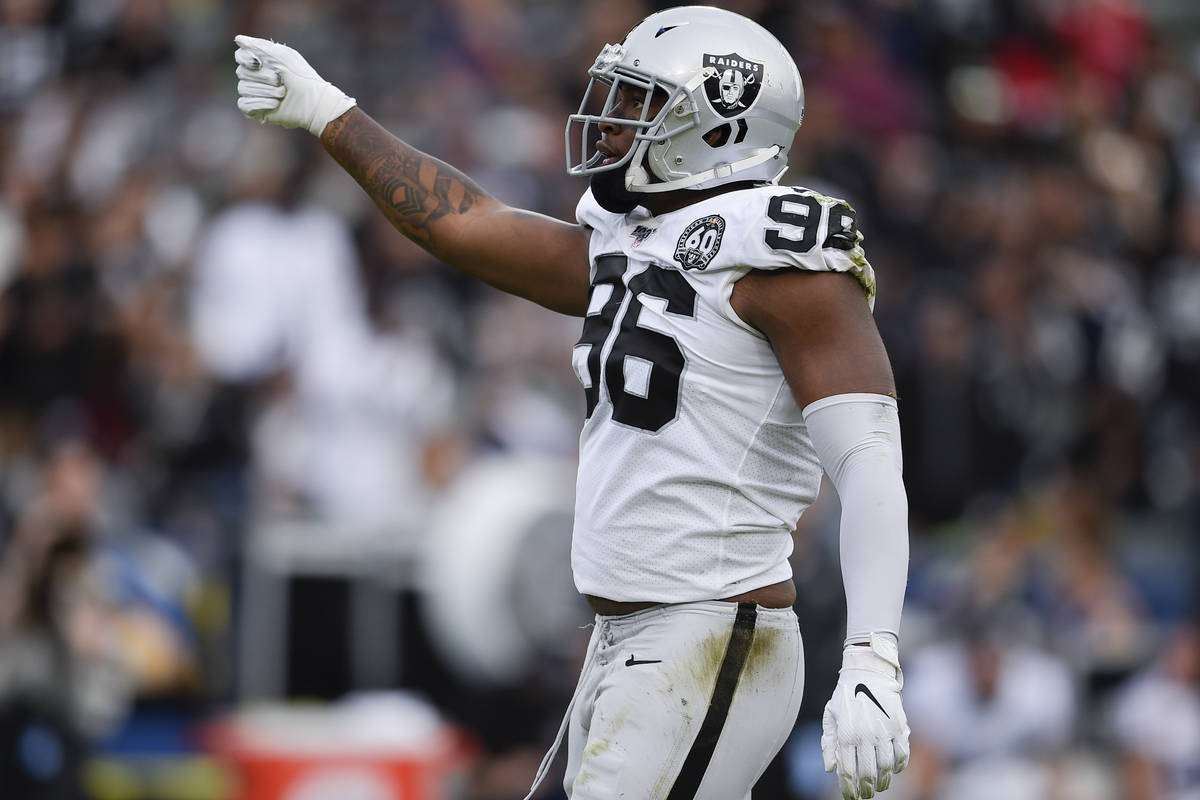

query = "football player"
[234, 6, 910, 800]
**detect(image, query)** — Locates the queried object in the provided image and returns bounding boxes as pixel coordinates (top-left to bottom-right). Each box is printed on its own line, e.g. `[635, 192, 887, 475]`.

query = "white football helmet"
[566, 6, 804, 193]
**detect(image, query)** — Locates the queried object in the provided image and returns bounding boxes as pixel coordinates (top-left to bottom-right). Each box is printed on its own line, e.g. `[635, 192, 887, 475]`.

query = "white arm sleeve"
[802, 393, 909, 644]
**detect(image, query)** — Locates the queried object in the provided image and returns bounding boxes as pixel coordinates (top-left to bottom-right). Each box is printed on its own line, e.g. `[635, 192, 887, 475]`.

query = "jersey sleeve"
[740, 189, 877, 309]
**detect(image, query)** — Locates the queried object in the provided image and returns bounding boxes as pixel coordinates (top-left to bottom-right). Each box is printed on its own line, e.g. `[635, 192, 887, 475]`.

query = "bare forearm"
[318, 108, 590, 315]
[320, 108, 494, 249]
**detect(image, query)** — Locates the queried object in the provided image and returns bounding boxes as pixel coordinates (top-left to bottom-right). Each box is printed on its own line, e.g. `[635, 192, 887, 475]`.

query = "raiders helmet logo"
[674, 215, 725, 270]
[703, 52, 764, 118]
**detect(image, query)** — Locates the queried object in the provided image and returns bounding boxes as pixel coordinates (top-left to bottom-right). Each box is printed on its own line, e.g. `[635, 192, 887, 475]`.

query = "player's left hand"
[821, 633, 910, 800]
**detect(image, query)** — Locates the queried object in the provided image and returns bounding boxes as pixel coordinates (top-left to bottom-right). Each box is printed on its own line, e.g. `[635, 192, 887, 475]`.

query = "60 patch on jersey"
[674, 214, 726, 270]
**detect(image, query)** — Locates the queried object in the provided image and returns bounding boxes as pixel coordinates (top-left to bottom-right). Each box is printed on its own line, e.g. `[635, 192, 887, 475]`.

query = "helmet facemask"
[566, 43, 703, 192]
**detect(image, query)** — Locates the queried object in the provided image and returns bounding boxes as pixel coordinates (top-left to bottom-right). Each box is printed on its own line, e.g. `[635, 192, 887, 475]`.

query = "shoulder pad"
[576, 188, 619, 231]
[749, 185, 876, 306]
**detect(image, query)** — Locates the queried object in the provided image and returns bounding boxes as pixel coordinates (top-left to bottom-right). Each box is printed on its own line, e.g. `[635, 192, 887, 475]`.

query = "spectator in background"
[899, 616, 1078, 800]
[0, 442, 131, 799]
[1112, 623, 1200, 800]
[188, 126, 459, 539]
[0, 439, 201, 797]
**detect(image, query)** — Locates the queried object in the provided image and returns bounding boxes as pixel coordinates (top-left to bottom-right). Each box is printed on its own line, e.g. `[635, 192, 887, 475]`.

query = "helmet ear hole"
[703, 124, 732, 148]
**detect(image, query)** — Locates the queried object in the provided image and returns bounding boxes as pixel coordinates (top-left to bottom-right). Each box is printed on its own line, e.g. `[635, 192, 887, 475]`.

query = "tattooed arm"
[320, 109, 590, 315]
[233, 36, 590, 316]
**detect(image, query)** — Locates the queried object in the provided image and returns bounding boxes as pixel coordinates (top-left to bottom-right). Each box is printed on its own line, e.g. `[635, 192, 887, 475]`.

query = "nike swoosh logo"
[625, 655, 662, 667]
[854, 683, 890, 718]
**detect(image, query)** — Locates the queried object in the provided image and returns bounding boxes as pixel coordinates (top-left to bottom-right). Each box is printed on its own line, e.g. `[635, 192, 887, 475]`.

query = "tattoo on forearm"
[322, 109, 487, 247]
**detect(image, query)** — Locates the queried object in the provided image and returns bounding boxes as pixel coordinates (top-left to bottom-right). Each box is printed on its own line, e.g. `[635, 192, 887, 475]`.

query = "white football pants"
[561, 601, 804, 800]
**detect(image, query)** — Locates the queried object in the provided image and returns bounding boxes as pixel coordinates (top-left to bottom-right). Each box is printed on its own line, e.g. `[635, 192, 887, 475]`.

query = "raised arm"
[233, 36, 591, 316]
[319, 108, 590, 314]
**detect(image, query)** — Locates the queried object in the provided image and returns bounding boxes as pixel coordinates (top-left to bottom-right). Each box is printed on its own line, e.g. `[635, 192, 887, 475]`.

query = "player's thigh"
[691, 605, 804, 800]
[568, 603, 803, 800]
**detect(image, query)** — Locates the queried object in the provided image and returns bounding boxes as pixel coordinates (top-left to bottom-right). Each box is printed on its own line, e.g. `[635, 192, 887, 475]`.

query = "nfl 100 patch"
[674, 215, 725, 270]
[703, 52, 764, 117]
[629, 224, 657, 246]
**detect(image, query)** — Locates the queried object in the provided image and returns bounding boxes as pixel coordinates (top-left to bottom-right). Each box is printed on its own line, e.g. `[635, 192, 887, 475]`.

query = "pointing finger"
[234, 34, 273, 52]
[234, 35, 293, 66]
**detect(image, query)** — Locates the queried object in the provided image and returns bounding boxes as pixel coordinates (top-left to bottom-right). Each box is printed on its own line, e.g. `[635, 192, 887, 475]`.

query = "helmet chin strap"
[625, 144, 783, 193]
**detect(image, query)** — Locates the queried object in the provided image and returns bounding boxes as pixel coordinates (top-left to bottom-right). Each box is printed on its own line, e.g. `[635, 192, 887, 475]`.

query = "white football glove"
[822, 633, 911, 800]
[233, 34, 356, 136]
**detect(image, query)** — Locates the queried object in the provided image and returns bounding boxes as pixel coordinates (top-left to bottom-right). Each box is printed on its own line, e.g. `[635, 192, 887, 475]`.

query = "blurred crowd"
[0, 0, 1197, 799]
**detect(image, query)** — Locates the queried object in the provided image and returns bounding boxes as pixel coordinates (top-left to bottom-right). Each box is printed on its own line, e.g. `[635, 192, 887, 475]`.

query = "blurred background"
[0, 0, 1198, 798]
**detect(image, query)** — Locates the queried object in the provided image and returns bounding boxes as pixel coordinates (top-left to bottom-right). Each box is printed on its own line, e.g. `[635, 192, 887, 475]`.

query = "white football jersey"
[570, 183, 876, 602]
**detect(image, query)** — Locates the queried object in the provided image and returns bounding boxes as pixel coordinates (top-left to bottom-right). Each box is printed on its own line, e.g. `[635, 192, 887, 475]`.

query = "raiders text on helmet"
[566, 6, 805, 193]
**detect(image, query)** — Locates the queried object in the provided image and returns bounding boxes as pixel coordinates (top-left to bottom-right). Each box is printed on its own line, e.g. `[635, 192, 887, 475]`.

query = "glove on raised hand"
[233, 34, 356, 136]
[821, 633, 911, 800]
